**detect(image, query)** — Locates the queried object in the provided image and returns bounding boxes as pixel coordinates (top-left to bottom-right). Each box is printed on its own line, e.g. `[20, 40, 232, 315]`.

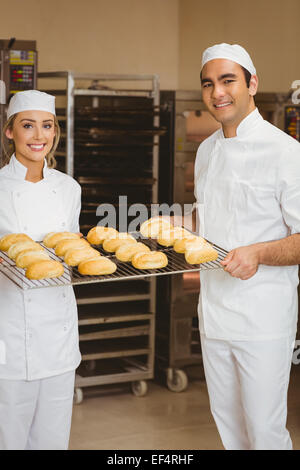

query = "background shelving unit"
[38, 72, 161, 402]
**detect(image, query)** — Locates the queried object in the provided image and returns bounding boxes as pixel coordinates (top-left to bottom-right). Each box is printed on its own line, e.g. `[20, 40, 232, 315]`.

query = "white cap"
[7, 90, 56, 119]
[201, 43, 256, 75]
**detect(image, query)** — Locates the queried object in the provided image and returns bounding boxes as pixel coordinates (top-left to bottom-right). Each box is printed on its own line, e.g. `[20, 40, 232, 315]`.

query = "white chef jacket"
[0, 155, 82, 380]
[194, 108, 300, 341]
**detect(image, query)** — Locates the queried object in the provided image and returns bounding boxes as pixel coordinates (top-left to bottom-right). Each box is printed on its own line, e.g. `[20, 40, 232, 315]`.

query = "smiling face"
[5, 110, 56, 167]
[201, 59, 258, 136]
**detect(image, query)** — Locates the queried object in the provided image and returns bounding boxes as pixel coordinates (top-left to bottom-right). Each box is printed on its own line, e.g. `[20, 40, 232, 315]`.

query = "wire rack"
[0, 237, 228, 290]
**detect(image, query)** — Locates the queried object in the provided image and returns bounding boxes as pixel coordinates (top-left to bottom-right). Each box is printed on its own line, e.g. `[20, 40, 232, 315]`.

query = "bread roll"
[102, 233, 136, 253]
[173, 236, 206, 253]
[43, 232, 80, 248]
[87, 226, 118, 245]
[131, 251, 168, 270]
[16, 250, 51, 269]
[115, 242, 150, 262]
[42, 232, 56, 246]
[0, 233, 32, 252]
[26, 260, 64, 280]
[140, 217, 173, 239]
[55, 238, 90, 257]
[64, 247, 101, 266]
[7, 241, 44, 260]
[78, 257, 117, 276]
[185, 244, 219, 265]
[157, 226, 194, 247]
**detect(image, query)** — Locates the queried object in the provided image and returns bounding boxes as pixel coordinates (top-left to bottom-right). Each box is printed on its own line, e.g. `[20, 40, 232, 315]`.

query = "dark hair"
[241, 66, 251, 88]
[200, 64, 252, 88]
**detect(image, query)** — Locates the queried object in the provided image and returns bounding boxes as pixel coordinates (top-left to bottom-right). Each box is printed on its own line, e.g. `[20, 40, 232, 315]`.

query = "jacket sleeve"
[277, 143, 300, 235]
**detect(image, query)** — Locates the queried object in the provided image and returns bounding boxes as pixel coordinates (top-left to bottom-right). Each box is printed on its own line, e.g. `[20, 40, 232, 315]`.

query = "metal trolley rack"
[37, 72, 161, 403]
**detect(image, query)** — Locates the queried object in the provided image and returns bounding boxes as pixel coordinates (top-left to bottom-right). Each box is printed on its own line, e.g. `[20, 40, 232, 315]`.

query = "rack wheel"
[167, 369, 188, 392]
[74, 387, 83, 405]
[131, 380, 148, 397]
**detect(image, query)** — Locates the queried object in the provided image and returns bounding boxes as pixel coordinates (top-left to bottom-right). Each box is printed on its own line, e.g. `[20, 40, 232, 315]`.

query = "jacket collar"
[220, 107, 263, 140]
[8, 154, 50, 180]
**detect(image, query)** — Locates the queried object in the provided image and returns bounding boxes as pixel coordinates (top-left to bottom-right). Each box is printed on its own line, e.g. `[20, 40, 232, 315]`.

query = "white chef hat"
[7, 90, 56, 119]
[201, 43, 256, 75]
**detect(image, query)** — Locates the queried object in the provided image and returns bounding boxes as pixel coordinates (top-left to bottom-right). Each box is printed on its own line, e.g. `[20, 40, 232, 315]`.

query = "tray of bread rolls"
[0, 217, 228, 290]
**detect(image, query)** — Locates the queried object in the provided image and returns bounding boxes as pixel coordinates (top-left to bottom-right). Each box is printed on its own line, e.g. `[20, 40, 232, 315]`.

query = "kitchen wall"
[178, 0, 300, 92]
[0, 0, 180, 90]
[1, 0, 299, 92]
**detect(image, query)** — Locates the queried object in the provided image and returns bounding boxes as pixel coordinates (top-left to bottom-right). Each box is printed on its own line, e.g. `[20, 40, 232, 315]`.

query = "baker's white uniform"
[194, 108, 300, 449]
[0, 155, 82, 449]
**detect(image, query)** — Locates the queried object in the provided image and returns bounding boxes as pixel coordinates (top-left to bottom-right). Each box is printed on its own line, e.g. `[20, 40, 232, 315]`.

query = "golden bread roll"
[0, 233, 33, 252]
[55, 238, 90, 257]
[64, 247, 101, 266]
[115, 242, 150, 262]
[43, 232, 80, 248]
[131, 251, 168, 270]
[173, 236, 207, 253]
[87, 226, 118, 245]
[157, 226, 194, 247]
[25, 260, 64, 280]
[7, 241, 44, 260]
[78, 257, 117, 276]
[42, 232, 56, 246]
[185, 244, 219, 265]
[140, 216, 173, 239]
[102, 233, 136, 253]
[15, 250, 51, 269]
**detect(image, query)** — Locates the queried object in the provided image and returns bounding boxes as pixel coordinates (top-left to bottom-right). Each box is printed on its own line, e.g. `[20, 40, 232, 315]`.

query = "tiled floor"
[69, 364, 300, 450]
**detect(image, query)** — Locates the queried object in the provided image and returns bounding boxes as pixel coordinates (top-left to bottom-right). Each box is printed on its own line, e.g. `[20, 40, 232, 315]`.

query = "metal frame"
[0, 241, 227, 290]
[37, 72, 161, 401]
[38, 71, 160, 178]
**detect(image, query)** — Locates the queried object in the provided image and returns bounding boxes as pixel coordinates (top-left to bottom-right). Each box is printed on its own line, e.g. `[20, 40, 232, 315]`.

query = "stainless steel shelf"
[79, 324, 149, 342]
[78, 313, 152, 326]
[74, 89, 154, 98]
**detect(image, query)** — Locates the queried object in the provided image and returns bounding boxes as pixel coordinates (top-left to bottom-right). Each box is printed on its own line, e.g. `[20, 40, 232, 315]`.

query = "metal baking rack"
[0, 238, 228, 291]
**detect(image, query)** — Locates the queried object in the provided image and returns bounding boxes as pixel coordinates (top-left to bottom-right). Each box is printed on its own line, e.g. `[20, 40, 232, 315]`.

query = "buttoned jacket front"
[194, 109, 300, 340]
[0, 155, 82, 380]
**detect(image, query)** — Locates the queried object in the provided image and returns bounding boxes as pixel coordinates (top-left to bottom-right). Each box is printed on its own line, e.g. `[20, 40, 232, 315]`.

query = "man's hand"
[220, 245, 260, 280]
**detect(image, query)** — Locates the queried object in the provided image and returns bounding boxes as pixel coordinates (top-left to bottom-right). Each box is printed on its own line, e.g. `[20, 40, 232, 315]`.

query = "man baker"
[192, 43, 300, 450]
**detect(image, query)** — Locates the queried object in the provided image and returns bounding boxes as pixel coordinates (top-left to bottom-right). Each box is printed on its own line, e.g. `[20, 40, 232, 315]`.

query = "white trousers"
[0, 370, 75, 450]
[200, 334, 295, 450]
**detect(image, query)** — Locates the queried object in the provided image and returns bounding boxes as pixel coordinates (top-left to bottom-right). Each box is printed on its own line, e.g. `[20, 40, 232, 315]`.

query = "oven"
[0, 38, 38, 167]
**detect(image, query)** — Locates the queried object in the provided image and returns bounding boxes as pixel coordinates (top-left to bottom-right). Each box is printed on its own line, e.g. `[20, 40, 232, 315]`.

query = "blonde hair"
[2, 114, 60, 168]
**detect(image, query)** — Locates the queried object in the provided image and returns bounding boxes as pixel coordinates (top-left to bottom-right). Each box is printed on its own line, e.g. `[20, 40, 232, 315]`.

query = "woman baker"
[0, 90, 81, 450]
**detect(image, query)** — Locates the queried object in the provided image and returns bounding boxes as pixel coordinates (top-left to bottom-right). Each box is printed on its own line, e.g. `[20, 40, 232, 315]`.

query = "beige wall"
[1, 0, 299, 92]
[0, 0, 179, 90]
[179, 0, 300, 92]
